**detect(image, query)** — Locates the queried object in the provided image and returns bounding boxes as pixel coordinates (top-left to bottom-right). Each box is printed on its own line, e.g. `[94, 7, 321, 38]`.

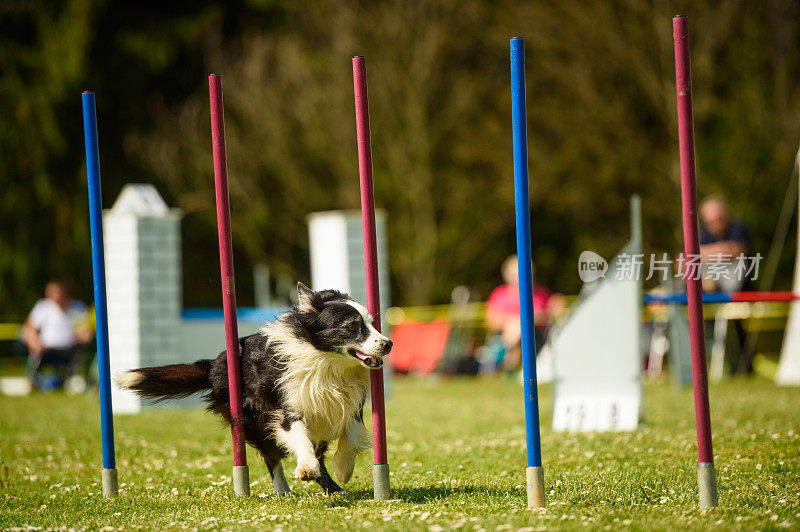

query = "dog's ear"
[297, 282, 316, 312]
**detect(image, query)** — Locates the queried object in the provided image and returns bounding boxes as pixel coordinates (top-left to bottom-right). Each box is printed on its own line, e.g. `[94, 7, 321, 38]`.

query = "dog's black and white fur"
[115, 283, 392, 495]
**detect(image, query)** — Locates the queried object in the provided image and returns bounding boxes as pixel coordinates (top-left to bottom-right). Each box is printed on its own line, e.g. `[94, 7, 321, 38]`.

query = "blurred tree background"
[2, 0, 799, 315]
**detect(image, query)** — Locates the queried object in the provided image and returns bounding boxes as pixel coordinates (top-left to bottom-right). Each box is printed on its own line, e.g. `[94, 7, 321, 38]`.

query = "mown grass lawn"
[1, 376, 798, 530]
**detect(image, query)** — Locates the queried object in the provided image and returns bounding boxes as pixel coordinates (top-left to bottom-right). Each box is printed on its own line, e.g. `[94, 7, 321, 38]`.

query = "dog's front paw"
[333, 448, 355, 484]
[294, 457, 321, 481]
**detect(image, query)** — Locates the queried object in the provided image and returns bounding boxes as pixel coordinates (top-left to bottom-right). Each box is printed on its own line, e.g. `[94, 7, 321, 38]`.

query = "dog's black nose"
[381, 339, 393, 352]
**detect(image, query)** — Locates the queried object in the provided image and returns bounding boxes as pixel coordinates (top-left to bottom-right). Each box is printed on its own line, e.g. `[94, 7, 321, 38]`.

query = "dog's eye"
[347, 323, 357, 332]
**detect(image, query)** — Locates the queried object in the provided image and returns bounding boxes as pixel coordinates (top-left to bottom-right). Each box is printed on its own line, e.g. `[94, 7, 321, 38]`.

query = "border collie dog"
[115, 283, 392, 495]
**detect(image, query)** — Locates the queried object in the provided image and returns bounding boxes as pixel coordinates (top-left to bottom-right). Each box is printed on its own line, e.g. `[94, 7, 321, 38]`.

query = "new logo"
[578, 251, 608, 283]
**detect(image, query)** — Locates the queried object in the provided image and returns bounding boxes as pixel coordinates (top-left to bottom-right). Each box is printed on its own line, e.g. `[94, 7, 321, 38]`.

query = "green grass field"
[1, 377, 798, 530]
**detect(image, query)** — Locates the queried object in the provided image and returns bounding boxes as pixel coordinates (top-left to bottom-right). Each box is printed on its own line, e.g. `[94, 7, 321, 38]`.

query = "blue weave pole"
[510, 38, 545, 509]
[82, 92, 118, 498]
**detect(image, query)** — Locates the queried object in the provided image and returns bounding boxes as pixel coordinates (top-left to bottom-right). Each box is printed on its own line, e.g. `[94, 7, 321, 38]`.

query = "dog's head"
[294, 282, 392, 369]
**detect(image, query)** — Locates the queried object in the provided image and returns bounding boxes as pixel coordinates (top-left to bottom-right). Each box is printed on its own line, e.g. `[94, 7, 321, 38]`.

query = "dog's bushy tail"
[115, 360, 212, 401]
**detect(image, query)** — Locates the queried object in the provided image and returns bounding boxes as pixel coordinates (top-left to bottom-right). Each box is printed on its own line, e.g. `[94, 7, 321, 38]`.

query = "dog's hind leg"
[314, 442, 344, 495]
[250, 436, 292, 497]
[267, 460, 291, 496]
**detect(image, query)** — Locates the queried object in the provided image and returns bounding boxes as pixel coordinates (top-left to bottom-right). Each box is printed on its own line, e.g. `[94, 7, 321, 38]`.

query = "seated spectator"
[484, 255, 565, 372]
[698, 196, 753, 373]
[22, 280, 92, 389]
[699, 196, 751, 292]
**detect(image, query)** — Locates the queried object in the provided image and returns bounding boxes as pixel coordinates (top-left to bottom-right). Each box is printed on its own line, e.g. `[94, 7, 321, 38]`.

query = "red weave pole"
[353, 57, 389, 469]
[673, 16, 715, 466]
[209, 74, 248, 472]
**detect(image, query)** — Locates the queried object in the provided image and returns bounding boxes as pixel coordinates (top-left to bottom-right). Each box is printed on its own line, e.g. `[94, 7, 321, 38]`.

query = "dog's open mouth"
[347, 349, 383, 369]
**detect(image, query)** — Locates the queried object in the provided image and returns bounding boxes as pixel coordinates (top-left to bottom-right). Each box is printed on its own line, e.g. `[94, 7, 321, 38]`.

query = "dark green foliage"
[2, 0, 799, 312]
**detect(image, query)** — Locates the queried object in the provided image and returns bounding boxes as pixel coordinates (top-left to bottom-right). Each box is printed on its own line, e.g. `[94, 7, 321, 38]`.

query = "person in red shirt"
[485, 255, 565, 371]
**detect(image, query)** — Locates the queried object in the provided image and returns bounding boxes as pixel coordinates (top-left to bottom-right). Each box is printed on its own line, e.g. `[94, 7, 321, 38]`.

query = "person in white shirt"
[22, 280, 91, 388]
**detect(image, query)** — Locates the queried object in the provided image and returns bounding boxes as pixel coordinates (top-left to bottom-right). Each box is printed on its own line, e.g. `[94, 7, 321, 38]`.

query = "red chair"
[389, 320, 451, 374]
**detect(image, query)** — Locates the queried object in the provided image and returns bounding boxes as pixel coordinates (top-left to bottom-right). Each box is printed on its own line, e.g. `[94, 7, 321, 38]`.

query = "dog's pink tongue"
[355, 351, 372, 362]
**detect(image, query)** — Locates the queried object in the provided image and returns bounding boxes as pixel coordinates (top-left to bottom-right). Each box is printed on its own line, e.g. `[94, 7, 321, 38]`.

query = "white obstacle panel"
[776, 186, 800, 385]
[553, 395, 641, 432]
[550, 268, 642, 431]
[551, 196, 643, 431]
[105, 184, 183, 413]
[307, 210, 391, 312]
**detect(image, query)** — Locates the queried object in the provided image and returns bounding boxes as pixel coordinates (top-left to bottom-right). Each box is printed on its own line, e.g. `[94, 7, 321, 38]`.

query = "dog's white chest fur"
[267, 322, 369, 442]
[283, 364, 368, 441]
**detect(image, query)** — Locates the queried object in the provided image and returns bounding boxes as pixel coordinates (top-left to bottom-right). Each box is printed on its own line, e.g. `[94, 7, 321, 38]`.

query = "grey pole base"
[233, 465, 250, 497]
[373, 463, 391, 500]
[698, 462, 719, 509]
[272, 462, 291, 496]
[526, 466, 545, 508]
[102, 468, 118, 498]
